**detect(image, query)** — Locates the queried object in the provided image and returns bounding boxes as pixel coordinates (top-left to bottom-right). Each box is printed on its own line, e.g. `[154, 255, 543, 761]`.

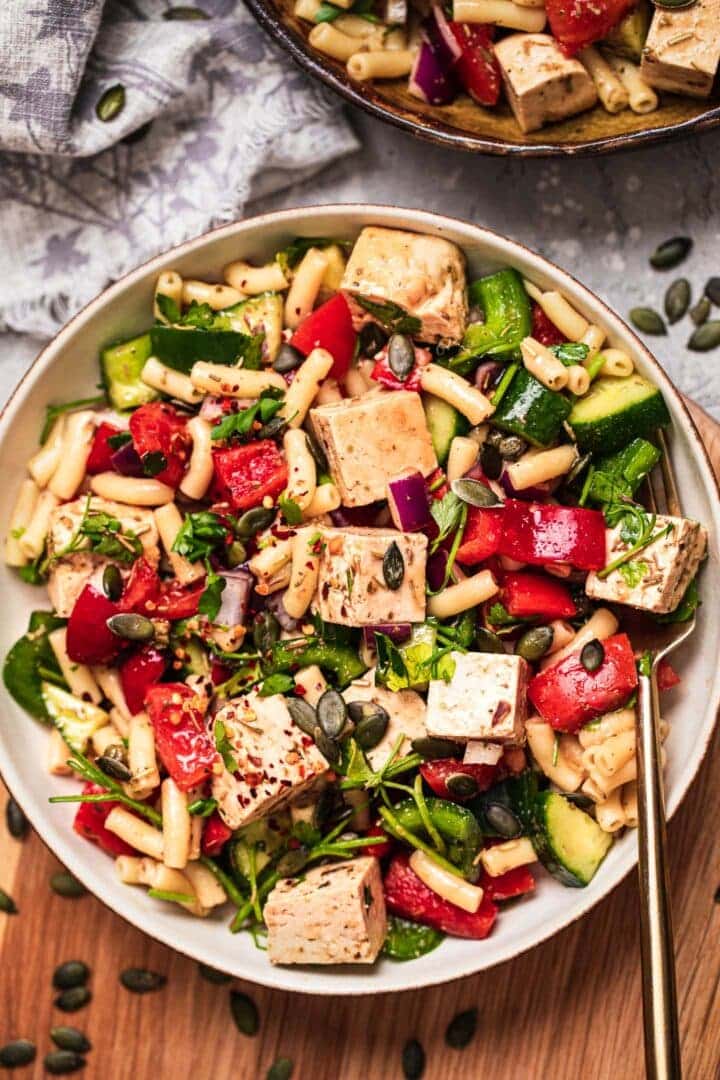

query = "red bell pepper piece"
[448, 22, 501, 106]
[657, 658, 681, 692]
[456, 505, 504, 566]
[145, 683, 218, 790]
[154, 579, 206, 620]
[498, 500, 606, 571]
[528, 632, 638, 733]
[290, 293, 356, 380]
[119, 557, 205, 620]
[129, 402, 190, 489]
[531, 302, 566, 346]
[420, 758, 499, 802]
[480, 865, 535, 902]
[501, 572, 577, 620]
[201, 811, 233, 856]
[119, 557, 160, 613]
[73, 783, 136, 856]
[66, 585, 122, 665]
[361, 823, 393, 860]
[119, 645, 167, 715]
[384, 852, 498, 939]
[86, 422, 123, 475]
[545, 0, 635, 56]
[212, 439, 287, 512]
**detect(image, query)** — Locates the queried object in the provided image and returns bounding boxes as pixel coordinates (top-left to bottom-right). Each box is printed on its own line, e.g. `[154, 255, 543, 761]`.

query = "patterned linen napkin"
[0, 0, 358, 336]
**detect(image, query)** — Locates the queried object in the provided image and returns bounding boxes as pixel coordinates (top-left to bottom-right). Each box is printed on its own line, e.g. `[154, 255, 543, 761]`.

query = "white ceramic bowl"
[1, 206, 718, 996]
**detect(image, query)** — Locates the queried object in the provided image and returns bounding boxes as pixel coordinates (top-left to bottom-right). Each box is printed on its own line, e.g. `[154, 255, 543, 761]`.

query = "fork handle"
[637, 670, 682, 1080]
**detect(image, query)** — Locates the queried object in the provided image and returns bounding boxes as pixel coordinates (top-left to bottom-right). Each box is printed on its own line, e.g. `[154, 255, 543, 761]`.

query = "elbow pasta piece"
[105, 806, 164, 860]
[600, 348, 634, 377]
[308, 23, 360, 62]
[183, 860, 227, 909]
[536, 291, 589, 342]
[621, 781, 639, 827]
[161, 778, 192, 870]
[580, 323, 606, 360]
[154, 503, 205, 585]
[154, 271, 183, 322]
[48, 410, 96, 500]
[587, 753, 638, 797]
[420, 364, 495, 425]
[283, 347, 334, 428]
[409, 851, 484, 913]
[520, 337, 569, 391]
[558, 732, 585, 771]
[92, 666, 132, 723]
[47, 728, 73, 776]
[189, 361, 286, 398]
[578, 707, 636, 748]
[605, 55, 658, 114]
[302, 482, 342, 520]
[28, 416, 66, 488]
[293, 665, 329, 707]
[447, 436, 479, 483]
[522, 278, 544, 304]
[427, 569, 499, 619]
[594, 789, 626, 833]
[314, 377, 343, 405]
[452, 0, 547, 30]
[181, 279, 243, 311]
[380, 26, 409, 50]
[180, 416, 214, 501]
[566, 365, 591, 396]
[284, 247, 330, 330]
[506, 444, 577, 491]
[335, 12, 384, 37]
[90, 472, 174, 507]
[128, 711, 161, 798]
[592, 729, 637, 778]
[141, 358, 203, 405]
[579, 47, 629, 113]
[49, 627, 103, 704]
[526, 721, 585, 792]
[347, 50, 415, 81]
[283, 429, 317, 512]
[541, 608, 619, 670]
[18, 489, 60, 561]
[247, 537, 294, 595]
[295, 0, 324, 19]
[108, 706, 131, 738]
[283, 528, 321, 620]
[223, 260, 288, 295]
[5, 478, 39, 566]
[480, 837, 537, 877]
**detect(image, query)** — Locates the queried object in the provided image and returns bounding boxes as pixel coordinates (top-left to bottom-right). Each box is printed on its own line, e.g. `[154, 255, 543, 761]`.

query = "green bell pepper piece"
[392, 796, 481, 877]
[267, 637, 366, 689]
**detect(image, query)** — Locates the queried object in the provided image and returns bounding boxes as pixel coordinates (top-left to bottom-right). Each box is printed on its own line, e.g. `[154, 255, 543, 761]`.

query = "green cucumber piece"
[423, 393, 469, 465]
[101, 334, 158, 411]
[222, 292, 283, 364]
[42, 683, 108, 752]
[585, 437, 661, 504]
[452, 269, 532, 374]
[384, 915, 444, 961]
[531, 791, 612, 887]
[469, 770, 539, 836]
[602, 0, 651, 61]
[149, 326, 261, 374]
[568, 374, 671, 454]
[3, 612, 66, 721]
[491, 367, 571, 447]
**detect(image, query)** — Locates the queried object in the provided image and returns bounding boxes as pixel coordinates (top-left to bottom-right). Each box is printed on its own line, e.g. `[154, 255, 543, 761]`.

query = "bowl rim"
[1, 202, 719, 996]
[245, 0, 720, 158]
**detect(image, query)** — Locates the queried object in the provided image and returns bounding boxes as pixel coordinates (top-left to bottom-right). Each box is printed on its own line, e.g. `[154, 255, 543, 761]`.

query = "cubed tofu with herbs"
[585, 515, 707, 615]
[310, 391, 437, 507]
[342, 669, 427, 770]
[426, 651, 529, 744]
[340, 226, 468, 345]
[211, 692, 329, 830]
[264, 856, 387, 965]
[314, 527, 427, 627]
[641, 0, 720, 98]
[494, 34, 598, 133]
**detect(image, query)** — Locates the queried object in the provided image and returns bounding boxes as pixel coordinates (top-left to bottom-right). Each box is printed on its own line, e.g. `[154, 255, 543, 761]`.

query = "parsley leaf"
[40, 396, 105, 445]
[55, 495, 143, 565]
[172, 511, 228, 563]
[618, 560, 649, 587]
[181, 300, 216, 328]
[155, 292, 182, 324]
[278, 494, 303, 526]
[275, 236, 349, 275]
[354, 295, 421, 336]
[260, 673, 295, 697]
[198, 561, 226, 622]
[429, 491, 464, 554]
[211, 388, 284, 442]
[214, 718, 238, 773]
[550, 342, 590, 366]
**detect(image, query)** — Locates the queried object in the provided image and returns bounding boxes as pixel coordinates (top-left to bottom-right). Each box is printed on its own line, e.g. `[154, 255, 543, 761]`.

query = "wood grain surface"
[1, 403, 719, 1080]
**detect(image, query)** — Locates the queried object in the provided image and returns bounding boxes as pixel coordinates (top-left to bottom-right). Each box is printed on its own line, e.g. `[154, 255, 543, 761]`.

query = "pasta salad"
[3, 225, 706, 967]
[293, 0, 720, 135]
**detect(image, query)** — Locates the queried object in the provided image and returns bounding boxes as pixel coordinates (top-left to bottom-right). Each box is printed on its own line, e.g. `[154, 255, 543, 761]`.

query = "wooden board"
[1, 403, 719, 1080]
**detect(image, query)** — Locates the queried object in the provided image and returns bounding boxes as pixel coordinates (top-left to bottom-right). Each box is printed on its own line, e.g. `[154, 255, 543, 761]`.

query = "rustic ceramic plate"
[1, 206, 718, 995]
[246, 0, 720, 156]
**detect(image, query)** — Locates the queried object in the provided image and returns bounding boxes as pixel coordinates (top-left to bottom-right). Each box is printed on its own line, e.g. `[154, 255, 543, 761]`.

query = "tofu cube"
[585, 515, 707, 615]
[211, 692, 328, 830]
[315, 526, 427, 627]
[342, 670, 427, 770]
[310, 391, 437, 507]
[264, 856, 387, 965]
[641, 0, 720, 98]
[495, 34, 598, 133]
[341, 226, 468, 344]
[426, 651, 529, 744]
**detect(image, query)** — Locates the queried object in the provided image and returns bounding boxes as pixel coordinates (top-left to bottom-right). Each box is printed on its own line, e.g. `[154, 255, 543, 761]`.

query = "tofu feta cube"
[314, 526, 427, 627]
[426, 651, 529, 744]
[211, 692, 328, 830]
[310, 391, 437, 507]
[341, 226, 468, 344]
[342, 669, 427, 770]
[494, 34, 598, 133]
[641, 0, 720, 98]
[264, 856, 387, 965]
[585, 515, 707, 615]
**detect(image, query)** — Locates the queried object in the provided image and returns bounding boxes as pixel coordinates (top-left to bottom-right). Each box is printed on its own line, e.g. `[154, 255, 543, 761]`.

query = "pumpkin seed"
[237, 506, 276, 539]
[485, 802, 522, 838]
[44, 1050, 85, 1075]
[411, 736, 462, 760]
[50, 1028, 91, 1054]
[267, 1057, 293, 1080]
[163, 5, 209, 18]
[226, 540, 247, 568]
[653, 0, 696, 8]
[480, 443, 502, 481]
[451, 477, 503, 508]
[313, 724, 340, 766]
[446, 773, 479, 799]
[54, 987, 91, 1012]
[0, 1040, 36, 1068]
[96, 84, 125, 123]
[53, 961, 90, 990]
[102, 564, 123, 601]
[445, 1007, 478, 1049]
[358, 322, 388, 358]
[354, 708, 389, 751]
[664, 278, 691, 324]
[5, 797, 28, 840]
[387, 334, 415, 380]
[276, 847, 310, 877]
[106, 612, 154, 642]
[516, 625, 554, 662]
[229, 989, 259, 1036]
[402, 1038, 426, 1080]
[649, 236, 692, 269]
[0, 887, 17, 914]
[629, 307, 666, 335]
[316, 689, 347, 739]
[474, 628, 505, 654]
[688, 320, 720, 352]
[273, 344, 304, 374]
[705, 277, 720, 306]
[286, 698, 317, 737]
[565, 452, 592, 486]
[119, 968, 166, 994]
[690, 297, 711, 325]
[581, 638, 604, 672]
[565, 792, 594, 810]
[105, 743, 128, 764]
[497, 435, 527, 461]
[383, 541, 405, 591]
[197, 963, 231, 985]
[50, 872, 86, 899]
[96, 754, 132, 782]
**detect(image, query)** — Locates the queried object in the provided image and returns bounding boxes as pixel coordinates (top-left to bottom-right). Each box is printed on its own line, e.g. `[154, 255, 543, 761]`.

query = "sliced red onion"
[408, 40, 459, 106]
[464, 740, 504, 766]
[215, 570, 253, 627]
[265, 589, 300, 633]
[423, 5, 463, 69]
[500, 468, 558, 501]
[387, 471, 432, 533]
[426, 548, 450, 592]
[110, 441, 143, 477]
[363, 623, 413, 649]
[475, 360, 503, 394]
[330, 503, 383, 528]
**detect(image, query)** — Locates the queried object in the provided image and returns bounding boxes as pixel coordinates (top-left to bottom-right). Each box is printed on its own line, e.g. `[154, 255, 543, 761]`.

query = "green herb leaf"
[354, 295, 421, 336]
[187, 797, 218, 817]
[429, 491, 464, 553]
[278, 494, 303, 526]
[260, 673, 295, 697]
[40, 396, 105, 445]
[199, 561, 225, 622]
[211, 388, 284, 442]
[550, 342, 590, 366]
[172, 511, 228, 563]
[214, 718, 238, 773]
[617, 560, 649, 587]
[657, 575, 700, 624]
[275, 236, 348, 275]
[155, 293, 182, 324]
[181, 300, 216, 329]
[54, 495, 143, 565]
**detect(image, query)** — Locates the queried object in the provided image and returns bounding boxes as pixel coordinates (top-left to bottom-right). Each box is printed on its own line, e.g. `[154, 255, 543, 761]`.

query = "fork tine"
[656, 428, 682, 517]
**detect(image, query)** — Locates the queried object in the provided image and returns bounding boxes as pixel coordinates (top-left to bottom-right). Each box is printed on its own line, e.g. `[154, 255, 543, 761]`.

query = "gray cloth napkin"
[0, 0, 358, 336]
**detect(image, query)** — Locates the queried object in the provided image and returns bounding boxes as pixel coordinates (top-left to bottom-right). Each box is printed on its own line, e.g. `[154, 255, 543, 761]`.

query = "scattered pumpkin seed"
[358, 322, 387, 357]
[53, 962, 90, 991]
[44, 1050, 85, 1075]
[581, 638, 605, 672]
[516, 625, 554, 663]
[387, 334, 415, 380]
[50, 872, 86, 899]
[102, 564, 123, 601]
[120, 968, 166, 994]
[565, 792, 595, 810]
[649, 236, 692, 269]
[0, 1040, 36, 1068]
[106, 612, 154, 642]
[105, 743, 127, 764]
[95, 754, 132, 782]
[485, 802, 522, 838]
[5, 797, 28, 840]
[313, 724, 340, 766]
[664, 278, 691, 324]
[237, 506, 276, 539]
[411, 736, 461, 760]
[267, 1058, 293, 1080]
[354, 707, 389, 751]
[50, 1028, 91, 1054]
[96, 84, 125, 123]
[705, 277, 720, 306]
[480, 442, 502, 481]
[273, 344, 304, 374]
[286, 697, 317, 737]
[497, 435, 527, 461]
[446, 773, 479, 799]
[402, 1038, 426, 1080]
[688, 321, 720, 352]
[163, 5, 209, 17]
[452, 476, 502, 508]
[275, 847, 309, 878]
[629, 307, 666, 335]
[445, 1007, 478, 1049]
[197, 962, 231, 985]
[54, 987, 91, 1013]
[690, 297, 711, 325]
[316, 689, 347, 739]
[0, 887, 17, 914]
[474, 628, 505, 654]
[383, 541, 405, 590]
[229, 989, 259, 1036]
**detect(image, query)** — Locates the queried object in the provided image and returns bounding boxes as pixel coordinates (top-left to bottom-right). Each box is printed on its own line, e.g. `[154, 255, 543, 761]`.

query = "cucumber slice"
[569, 374, 671, 454]
[492, 367, 571, 448]
[101, 334, 158, 411]
[423, 392, 469, 465]
[222, 292, 283, 364]
[532, 791, 612, 887]
[42, 682, 108, 752]
[149, 326, 261, 374]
